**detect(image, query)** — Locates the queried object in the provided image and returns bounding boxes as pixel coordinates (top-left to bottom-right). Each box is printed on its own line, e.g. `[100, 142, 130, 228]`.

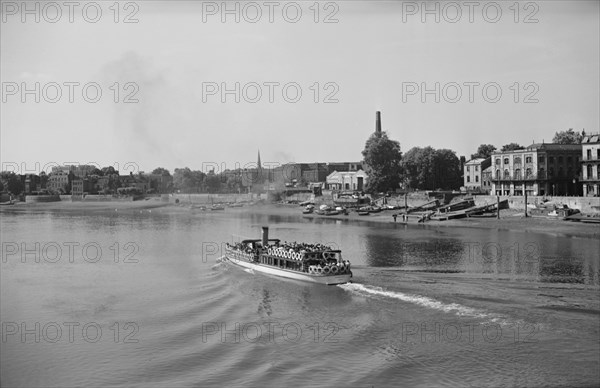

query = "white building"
[326, 170, 368, 191]
[581, 133, 600, 196]
[463, 158, 491, 192]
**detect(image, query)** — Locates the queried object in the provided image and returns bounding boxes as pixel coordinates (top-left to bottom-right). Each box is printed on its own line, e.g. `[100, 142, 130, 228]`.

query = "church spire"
[257, 149, 262, 169]
[256, 149, 264, 184]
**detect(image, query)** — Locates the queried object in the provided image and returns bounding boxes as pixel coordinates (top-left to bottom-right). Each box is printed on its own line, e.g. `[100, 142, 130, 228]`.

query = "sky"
[1, 0, 599, 175]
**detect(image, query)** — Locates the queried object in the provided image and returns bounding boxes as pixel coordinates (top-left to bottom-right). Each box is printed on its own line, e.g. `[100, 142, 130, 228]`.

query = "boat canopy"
[241, 239, 281, 244]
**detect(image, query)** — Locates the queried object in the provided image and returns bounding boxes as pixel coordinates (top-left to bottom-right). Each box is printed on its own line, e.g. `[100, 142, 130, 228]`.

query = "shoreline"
[2, 200, 598, 239]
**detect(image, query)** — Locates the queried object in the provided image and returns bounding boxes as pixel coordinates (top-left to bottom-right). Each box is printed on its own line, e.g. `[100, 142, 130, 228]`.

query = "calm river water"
[1, 207, 599, 387]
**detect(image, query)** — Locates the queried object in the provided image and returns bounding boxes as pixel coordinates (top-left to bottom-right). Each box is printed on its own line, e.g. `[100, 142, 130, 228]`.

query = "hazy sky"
[1, 0, 599, 174]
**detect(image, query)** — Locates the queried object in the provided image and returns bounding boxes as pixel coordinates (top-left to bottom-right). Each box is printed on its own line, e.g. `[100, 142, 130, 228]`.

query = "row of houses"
[22, 166, 174, 196]
[463, 133, 600, 197]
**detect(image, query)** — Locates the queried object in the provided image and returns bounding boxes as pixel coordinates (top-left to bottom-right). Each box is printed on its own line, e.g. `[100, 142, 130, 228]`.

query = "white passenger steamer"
[224, 227, 352, 285]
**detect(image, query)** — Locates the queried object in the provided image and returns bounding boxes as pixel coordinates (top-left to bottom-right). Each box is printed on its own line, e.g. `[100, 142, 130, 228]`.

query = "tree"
[39, 171, 49, 189]
[434, 149, 462, 189]
[471, 144, 496, 159]
[501, 143, 525, 152]
[1, 172, 24, 195]
[101, 166, 118, 176]
[402, 147, 434, 190]
[108, 175, 121, 194]
[225, 174, 243, 193]
[173, 168, 206, 193]
[152, 167, 171, 176]
[361, 131, 403, 193]
[204, 173, 221, 193]
[552, 128, 583, 144]
[401, 147, 461, 190]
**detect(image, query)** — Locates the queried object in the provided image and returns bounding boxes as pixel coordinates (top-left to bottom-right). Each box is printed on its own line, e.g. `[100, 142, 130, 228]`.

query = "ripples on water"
[1, 209, 598, 387]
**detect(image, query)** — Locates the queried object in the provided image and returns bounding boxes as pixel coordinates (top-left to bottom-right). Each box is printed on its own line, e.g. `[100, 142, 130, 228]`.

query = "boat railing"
[264, 247, 343, 261]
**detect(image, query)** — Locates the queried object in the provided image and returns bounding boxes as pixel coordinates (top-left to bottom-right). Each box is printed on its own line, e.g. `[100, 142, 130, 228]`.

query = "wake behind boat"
[224, 227, 352, 285]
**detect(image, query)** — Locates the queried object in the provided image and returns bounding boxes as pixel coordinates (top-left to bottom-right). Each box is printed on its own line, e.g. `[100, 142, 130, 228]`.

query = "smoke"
[98, 51, 174, 169]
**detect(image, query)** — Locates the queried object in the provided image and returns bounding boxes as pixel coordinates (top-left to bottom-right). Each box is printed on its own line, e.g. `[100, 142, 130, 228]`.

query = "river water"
[1, 207, 599, 387]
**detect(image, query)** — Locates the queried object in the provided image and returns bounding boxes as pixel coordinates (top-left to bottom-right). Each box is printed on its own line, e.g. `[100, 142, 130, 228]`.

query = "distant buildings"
[119, 174, 149, 193]
[581, 133, 600, 197]
[491, 143, 582, 196]
[47, 172, 71, 194]
[71, 179, 85, 196]
[463, 158, 491, 192]
[241, 151, 364, 192]
[326, 170, 368, 191]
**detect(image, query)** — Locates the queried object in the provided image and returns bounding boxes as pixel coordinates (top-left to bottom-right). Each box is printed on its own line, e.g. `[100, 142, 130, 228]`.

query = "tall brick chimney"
[376, 111, 382, 134]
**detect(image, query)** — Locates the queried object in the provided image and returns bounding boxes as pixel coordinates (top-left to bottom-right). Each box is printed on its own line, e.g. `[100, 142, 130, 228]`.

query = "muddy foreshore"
[4, 199, 598, 239]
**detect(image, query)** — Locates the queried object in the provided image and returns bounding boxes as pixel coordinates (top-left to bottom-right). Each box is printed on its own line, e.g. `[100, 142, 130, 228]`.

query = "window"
[514, 157, 522, 165]
[549, 168, 554, 177]
[475, 176, 479, 183]
[475, 165, 479, 171]
[495, 169, 500, 178]
[567, 156, 572, 163]
[526, 168, 532, 177]
[587, 150, 592, 159]
[586, 165, 592, 179]
[504, 158, 509, 164]
[597, 149, 600, 159]
[558, 167, 564, 177]
[558, 156, 563, 163]
[549, 156, 555, 164]
[515, 169, 521, 179]
[504, 169, 510, 179]
[466, 166, 470, 172]
[495, 158, 501, 165]
[525, 156, 532, 163]
[467, 176, 470, 183]
[539, 156, 545, 163]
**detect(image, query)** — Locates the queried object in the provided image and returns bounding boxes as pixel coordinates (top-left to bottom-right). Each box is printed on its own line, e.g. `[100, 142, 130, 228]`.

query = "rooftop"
[492, 143, 582, 154]
[582, 134, 599, 144]
[465, 158, 487, 165]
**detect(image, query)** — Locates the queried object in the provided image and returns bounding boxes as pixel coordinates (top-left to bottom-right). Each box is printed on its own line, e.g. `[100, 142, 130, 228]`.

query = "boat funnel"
[261, 227, 269, 247]
[376, 111, 382, 133]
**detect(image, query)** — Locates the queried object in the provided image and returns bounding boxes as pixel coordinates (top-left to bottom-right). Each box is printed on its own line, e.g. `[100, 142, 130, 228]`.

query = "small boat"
[302, 204, 315, 214]
[565, 213, 600, 224]
[224, 227, 352, 285]
[211, 204, 225, 211]
[302, 208, 314, 214]
[368, 206, 382, 213]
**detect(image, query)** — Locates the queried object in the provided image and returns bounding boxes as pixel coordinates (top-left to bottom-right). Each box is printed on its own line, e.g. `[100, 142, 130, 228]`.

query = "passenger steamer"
[224, 227, 352, 285]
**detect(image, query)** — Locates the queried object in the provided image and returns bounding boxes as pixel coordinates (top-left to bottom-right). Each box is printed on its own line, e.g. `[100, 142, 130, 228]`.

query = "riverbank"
[301, 207, 600, 239]
[232, 204, 600, 239]
[0, 198, 170, 213]
[3, 200, 598, 239]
